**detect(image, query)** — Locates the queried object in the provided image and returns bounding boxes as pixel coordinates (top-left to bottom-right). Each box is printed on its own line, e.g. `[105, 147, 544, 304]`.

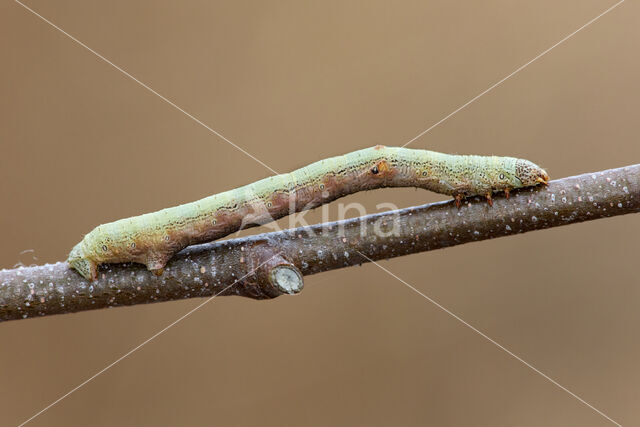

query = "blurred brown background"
[1, 0, 639, 425]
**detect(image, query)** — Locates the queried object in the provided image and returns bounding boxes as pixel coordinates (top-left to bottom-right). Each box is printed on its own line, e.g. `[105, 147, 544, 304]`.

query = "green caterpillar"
[68, 146, 549, 280]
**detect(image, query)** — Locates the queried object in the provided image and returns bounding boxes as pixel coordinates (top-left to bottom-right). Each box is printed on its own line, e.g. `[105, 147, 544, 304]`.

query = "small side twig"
[0, 164, 638, 322]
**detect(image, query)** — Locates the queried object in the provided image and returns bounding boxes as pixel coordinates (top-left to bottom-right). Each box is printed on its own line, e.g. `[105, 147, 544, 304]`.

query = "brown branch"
[1, 164, 638, 322]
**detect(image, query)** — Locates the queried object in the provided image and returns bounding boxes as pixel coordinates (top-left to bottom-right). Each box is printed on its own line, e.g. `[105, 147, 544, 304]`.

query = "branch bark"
[1, 164, 638, 322]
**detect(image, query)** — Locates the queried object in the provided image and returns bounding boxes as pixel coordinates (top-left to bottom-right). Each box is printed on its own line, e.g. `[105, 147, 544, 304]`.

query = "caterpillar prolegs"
[68, 146, 549, 280]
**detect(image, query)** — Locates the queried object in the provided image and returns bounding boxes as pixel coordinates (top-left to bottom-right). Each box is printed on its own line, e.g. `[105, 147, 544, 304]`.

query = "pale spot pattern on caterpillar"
[68, 146, 549, 280]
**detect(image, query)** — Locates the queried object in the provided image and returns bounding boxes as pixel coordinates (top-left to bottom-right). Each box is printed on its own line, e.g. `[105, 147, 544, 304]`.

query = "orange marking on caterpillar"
[376, 160, 392, 175]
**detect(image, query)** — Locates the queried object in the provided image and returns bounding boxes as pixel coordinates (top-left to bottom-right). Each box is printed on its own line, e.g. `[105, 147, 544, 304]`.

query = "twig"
[0, 165, 638, 322]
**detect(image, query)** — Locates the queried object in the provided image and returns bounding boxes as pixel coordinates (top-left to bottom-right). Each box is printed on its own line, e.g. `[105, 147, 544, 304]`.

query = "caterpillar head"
[68, 242, 98, 281]
[515, 159, 549, 187]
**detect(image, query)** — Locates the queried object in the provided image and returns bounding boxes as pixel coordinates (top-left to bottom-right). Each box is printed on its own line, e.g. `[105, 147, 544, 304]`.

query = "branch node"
[270, 265, 304, 295]
[240, 246, 304, 298]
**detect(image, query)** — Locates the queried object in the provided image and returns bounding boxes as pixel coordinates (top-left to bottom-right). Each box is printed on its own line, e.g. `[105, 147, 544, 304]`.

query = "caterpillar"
[68, 146, 549, 280]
